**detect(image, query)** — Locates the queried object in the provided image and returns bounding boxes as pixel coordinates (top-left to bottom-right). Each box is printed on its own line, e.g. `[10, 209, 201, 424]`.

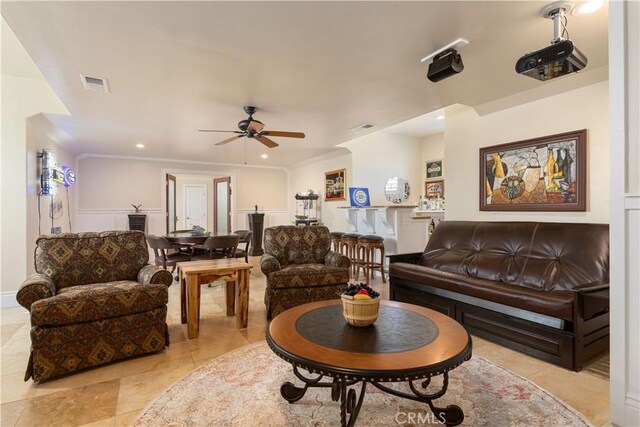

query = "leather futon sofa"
[389, 221, 609, 371]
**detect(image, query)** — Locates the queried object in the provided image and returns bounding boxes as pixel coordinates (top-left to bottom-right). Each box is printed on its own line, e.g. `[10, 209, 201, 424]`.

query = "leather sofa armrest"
[17, 273, 56, 310]
[387, 252, 423, 265]
[260, 254, 281, 276]
[571, 281, 609, 293]
[324, 250, 350, 269]
[138, 264, 173, 287]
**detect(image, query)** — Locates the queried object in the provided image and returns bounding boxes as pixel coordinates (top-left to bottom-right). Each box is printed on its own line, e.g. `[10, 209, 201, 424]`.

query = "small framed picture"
[425, 180, 445, 199]
[426, 159, 444, 179]
[325, 169, 346, 201]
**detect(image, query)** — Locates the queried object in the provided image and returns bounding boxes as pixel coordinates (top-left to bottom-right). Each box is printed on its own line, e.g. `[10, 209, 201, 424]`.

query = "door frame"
[165, 173, 177, 234]
[160, 169, 237, 235]
[213, 177, 232, 234]
[183, 184, 208, 229]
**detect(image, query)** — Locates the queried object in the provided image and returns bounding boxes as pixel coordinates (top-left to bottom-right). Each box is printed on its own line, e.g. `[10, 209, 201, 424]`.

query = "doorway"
[166, 174, 177, 233]
[184, 184, 207, 229]
[214, 177, 231, 234]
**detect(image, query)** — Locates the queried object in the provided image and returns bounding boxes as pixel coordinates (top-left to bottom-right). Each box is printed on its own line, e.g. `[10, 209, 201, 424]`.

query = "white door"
[184, 184, 207, 229]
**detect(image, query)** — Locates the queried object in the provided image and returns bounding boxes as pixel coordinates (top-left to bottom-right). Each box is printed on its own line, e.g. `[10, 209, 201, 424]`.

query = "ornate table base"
[280, 365, 465, 427]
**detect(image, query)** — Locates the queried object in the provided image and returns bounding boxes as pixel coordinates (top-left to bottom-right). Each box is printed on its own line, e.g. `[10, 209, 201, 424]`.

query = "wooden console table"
[177, 259, 252, 338]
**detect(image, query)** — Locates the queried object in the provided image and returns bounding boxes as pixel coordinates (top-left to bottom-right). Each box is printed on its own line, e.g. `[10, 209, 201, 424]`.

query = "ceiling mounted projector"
[515, 1, 588, 81]
[427, 49, 464, 82]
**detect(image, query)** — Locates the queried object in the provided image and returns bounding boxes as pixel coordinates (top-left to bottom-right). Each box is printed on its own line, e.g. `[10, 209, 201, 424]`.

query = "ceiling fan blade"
[255, 135, 279, 148]
[261, 130, 305, 138]
[215, 135, 244, 146]
[199, 130, 243, 133]
[248, 120, 265, 132]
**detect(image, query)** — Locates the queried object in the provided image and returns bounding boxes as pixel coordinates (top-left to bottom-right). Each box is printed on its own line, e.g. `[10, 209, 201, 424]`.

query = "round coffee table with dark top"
[267, 300, 472, 427]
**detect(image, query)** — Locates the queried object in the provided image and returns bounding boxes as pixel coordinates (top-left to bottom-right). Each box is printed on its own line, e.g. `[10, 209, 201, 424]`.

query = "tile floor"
[0, 257, 611, 426]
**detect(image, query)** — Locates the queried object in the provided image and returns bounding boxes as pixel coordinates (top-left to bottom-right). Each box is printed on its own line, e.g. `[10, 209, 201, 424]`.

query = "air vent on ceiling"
[350, 123, 375, 131]
[80, 74, 109, 93]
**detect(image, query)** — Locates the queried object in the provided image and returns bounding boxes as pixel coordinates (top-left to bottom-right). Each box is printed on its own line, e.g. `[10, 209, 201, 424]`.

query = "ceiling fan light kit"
[198, 106, 305, 148]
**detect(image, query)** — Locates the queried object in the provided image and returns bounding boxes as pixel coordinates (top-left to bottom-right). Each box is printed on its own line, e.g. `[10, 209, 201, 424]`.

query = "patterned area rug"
[135, 342, 592, 427]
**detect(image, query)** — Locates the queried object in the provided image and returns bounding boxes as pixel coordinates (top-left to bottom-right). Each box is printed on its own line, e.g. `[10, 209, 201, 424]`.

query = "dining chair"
[170, 229, 197, 254]
[147, 234, 192, 273]
[191, 235, 241, 261]
[233, 230, 252, 263]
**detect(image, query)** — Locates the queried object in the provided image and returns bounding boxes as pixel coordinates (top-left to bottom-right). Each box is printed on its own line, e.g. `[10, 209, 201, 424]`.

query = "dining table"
[164, 230, 231, 245]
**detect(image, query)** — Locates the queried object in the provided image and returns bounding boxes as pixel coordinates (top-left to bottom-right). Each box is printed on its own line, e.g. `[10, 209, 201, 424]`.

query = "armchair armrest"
[571, 281, 609, 293]
[17, 273, 56, 310]
[138, 264, 173, 287]
[260, 254, 281, 276]
[324, 250, 350, 269]
[387, 252, 423, 265]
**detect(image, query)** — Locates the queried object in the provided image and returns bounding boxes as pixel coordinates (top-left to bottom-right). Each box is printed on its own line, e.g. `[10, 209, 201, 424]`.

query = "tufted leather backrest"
[35, 231, 150, 290]
[263, 225, 331, 267]
[421, 221, 609, 292]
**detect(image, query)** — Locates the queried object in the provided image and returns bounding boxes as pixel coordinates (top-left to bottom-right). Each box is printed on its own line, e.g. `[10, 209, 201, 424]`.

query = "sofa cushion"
[263, 226, 331, 267]
[30, 281, 169, 327]
[390, 262, 574, 320]
[268, 264, 350, 289]
[35, 231, 150, 290]
[421, 221, 609, 293]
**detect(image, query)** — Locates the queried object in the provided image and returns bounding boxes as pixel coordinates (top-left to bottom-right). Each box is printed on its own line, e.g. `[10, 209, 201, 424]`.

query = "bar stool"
[340, 233, 361, 277]
[355, 234, 386, 285]
[329, 231, 346, 253]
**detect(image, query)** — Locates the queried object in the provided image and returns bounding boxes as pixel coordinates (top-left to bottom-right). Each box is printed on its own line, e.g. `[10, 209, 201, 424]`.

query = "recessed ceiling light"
[435, 115, 445, 120]
[135, 144, 145, 149]
[572, 0, 603, 15]
[260, 154, 268, 159]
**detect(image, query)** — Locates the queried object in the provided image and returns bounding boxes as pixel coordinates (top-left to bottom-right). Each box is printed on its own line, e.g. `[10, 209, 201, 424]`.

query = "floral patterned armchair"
[17, 231, 172, 382]
[261, 225, 350, 319]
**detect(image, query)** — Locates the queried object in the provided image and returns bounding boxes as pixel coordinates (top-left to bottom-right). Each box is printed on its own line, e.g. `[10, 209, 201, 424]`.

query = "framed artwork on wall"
[425, 179, 445, 199]
[325, 169, 346, 201]
[480, 129, 587, 211]
[426, 159, 444, 180]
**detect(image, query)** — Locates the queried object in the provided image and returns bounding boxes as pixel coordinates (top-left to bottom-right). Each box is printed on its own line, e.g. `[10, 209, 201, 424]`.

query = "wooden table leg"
[235, 269, 250, 328]
[225, 281, 236, 316]
[187, 273, 200, 338]
[180, 268, 187, 324]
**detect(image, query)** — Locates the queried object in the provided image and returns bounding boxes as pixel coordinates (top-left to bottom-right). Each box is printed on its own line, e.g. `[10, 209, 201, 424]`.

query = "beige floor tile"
[1, 400, 26, 426]
[1, 324, 23, 346]
[30, 361, 124, 398]
[78, 416, 116, 427]
[471, 336, 551, 378]
[116, 364, 194, 415]
[0, 372, 39, 403]
[119, 342, 193, 377]
[528, 365, 610, 426]
[114, 410, 141, 427]
[1, 351, 30, 377]
[0, 307, 30, 325]
[16, 379, 119, 427]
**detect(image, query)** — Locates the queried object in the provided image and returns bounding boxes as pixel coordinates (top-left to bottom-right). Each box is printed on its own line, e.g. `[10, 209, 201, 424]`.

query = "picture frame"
[325, 168, 346, 201]
[425, 179, 445, 199]
[480, 129, 586, 211]
[426, 159, 444, 180]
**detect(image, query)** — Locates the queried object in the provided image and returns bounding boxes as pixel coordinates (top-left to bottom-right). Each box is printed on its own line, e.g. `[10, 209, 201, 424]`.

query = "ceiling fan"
[198, 106, 305, 148]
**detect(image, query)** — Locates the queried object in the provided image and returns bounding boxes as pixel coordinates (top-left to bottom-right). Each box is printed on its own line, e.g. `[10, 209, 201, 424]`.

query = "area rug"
[135, 342, 592, 427]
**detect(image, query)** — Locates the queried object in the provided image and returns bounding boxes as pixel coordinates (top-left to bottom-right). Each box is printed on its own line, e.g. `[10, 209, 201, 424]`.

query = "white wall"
[25, 115, 76, 276]
[609, 1, 640, 425]
[289, 153, 352, 232]
[1, 19, 70, 298]
[444, 81, 609, 224]
[74, 155, 290, 237]
[420, 133, 445, 195]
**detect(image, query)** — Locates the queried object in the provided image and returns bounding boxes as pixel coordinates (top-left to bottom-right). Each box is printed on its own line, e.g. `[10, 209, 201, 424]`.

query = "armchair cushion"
[17, 273, 56, 310]
[260, 254, 281, 276]
[324, 250, 350, 269]
[30, 281, 169, 327]
[268, 264, 350, 290]
[138, 264, 173, 286]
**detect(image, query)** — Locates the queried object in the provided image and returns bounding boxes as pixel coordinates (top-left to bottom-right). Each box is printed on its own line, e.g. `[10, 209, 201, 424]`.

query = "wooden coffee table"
[267, 300, 472, 427]
[177, 259, 252, 338]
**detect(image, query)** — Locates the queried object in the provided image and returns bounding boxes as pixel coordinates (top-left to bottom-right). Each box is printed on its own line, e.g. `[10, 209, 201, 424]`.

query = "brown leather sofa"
[389, 221, 609, 371]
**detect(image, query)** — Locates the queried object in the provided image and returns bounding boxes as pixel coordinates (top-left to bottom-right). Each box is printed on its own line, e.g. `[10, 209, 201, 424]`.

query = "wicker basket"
[341, 294, 380, 327]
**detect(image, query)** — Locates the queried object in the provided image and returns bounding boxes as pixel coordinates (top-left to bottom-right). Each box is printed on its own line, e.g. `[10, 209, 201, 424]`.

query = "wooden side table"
[177, 259, 252, 338]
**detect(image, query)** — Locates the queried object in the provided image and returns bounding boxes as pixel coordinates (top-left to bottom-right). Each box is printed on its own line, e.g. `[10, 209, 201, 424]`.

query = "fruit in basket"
[343, 283, 380, 299]
[354, 289, 372, 300]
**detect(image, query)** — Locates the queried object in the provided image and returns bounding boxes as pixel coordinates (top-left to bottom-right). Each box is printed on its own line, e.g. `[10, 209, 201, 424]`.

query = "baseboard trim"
[1, 291, 19, 308]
